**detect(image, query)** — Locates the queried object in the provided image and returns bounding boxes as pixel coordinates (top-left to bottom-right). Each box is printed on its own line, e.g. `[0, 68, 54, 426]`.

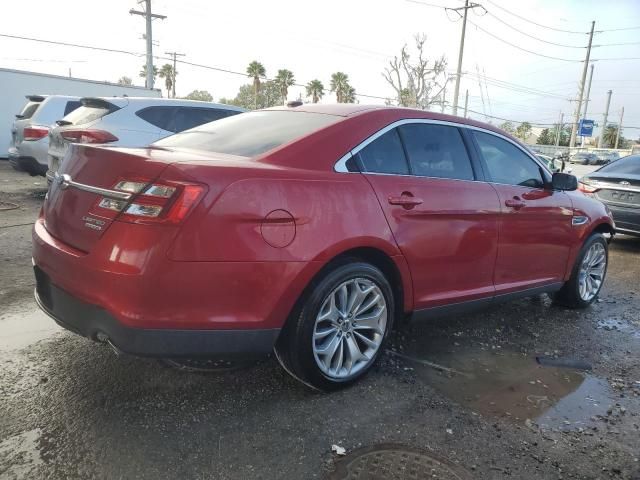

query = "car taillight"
[94, 179, 205, 224]
[23, 126, 49, 141]
[60, 129, 118, 144]
[578, 182, 599, 194]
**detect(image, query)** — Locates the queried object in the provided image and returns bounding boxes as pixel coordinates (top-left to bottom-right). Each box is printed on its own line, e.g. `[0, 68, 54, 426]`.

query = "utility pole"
[580, 63, 594, 147]
[555, 111, 564, 147]
[615, 107, 624, 149]
[130, 0, 166, 89]
[569, 20, 595, 148]
[463, 89, 469, 118]
[450, 1, 484, 116]
[597, 90, 612, 148]
[165, 51, 185, 98]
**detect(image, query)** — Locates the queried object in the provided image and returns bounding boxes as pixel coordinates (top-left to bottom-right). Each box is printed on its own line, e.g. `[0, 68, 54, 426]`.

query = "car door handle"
[388, 195, 423, 209]
[505, 197, 525, 210]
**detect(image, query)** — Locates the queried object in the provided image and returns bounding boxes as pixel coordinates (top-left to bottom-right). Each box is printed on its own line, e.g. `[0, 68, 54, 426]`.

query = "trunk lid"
[587, 172, 640, 208]
[43, 144, 173, 252]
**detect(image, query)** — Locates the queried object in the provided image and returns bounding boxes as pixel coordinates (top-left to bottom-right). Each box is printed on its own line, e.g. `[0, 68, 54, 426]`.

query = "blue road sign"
[579, 119, 594, 137]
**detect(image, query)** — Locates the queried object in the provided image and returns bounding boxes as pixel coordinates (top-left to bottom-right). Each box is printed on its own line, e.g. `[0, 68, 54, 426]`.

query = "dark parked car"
[34, 105, 614, 390]
[570, 152, 598, 165]
[579, 154, 640, 236]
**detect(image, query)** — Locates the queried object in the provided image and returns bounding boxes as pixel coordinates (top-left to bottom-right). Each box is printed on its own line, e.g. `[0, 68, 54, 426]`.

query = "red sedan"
[34, 104, 614, 390]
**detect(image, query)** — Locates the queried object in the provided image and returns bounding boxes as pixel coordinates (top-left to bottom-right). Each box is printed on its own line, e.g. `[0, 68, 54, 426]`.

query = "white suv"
[9, 95, 81, 176]
[48, 97, 245, 175]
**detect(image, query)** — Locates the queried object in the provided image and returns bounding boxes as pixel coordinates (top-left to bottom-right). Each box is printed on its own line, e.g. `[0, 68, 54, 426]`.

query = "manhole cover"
[328, 444, 472, 480]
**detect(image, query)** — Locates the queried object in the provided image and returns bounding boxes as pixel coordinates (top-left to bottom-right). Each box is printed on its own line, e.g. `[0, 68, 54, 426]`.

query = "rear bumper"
[605, 203, 640, 236]
[32, 218, 320, 356]
[34, 266, 280, 357]
[8, 153, 48, 176]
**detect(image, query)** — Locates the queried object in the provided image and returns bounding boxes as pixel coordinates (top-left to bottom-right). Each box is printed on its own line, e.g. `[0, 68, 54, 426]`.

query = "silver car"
[48, 97, 245, 176]
[9, 95, 81, 176]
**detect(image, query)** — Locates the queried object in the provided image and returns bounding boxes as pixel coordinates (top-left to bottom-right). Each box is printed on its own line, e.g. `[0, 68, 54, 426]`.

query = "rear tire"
[274, 262, 394, 391]
[554, 233, 608, 309]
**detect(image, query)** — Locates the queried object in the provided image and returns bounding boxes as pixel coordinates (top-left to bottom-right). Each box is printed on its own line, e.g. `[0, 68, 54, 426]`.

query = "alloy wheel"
[578, 242, 607, 301]
[312, 278, 387, 379]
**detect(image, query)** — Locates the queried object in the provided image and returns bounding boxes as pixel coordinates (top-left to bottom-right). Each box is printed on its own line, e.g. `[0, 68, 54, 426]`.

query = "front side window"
[398, 123, 474, 180]
[474, 131, 544, 188]
[357, 128, 409, 175]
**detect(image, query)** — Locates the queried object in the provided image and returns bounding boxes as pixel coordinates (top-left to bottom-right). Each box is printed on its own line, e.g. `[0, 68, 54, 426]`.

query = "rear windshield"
[62, 101, 119, 126]
[18, 101, 42, 120]
[598, 155, 640, 175]
[154, 110, 342, 157]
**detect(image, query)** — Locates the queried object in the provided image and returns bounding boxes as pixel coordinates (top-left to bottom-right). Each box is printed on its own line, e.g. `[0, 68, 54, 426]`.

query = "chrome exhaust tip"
[95, 332, 123, 356]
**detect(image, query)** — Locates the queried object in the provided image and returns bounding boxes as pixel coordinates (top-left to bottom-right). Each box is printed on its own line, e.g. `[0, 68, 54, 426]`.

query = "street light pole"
[597, 90, 612, 148]
[555, 111, 564, 147]
[463, 89, 469, 118]
[615, 107, 624, 149]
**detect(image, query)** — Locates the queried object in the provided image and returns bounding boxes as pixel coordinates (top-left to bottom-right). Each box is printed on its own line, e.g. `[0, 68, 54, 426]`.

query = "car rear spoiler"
[26, 95, 46, 102]
[80, 97, 123, 111]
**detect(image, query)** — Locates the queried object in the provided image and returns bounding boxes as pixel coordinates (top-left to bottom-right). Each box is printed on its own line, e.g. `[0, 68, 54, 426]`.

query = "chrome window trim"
[333, 118, 551, 187]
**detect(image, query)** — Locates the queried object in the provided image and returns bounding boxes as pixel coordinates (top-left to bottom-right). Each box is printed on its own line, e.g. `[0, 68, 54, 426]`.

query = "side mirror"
[552, 172, 578, 191]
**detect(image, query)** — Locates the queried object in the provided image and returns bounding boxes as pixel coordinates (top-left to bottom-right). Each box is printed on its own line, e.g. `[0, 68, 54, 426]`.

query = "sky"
[1, 0, 639, 138]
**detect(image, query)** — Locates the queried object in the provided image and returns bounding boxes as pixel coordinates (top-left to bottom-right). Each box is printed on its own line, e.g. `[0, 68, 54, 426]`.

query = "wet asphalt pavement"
[1, 161, 639, 479]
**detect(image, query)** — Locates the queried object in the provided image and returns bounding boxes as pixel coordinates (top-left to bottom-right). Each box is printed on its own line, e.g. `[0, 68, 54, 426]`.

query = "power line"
[462, 71, 572, 100]
[594, 41, 640, 47]
[0, 33, 145, 57]
[592, 57, 640, 61]
[484, 10, 586, 48]
[483, 0, 589, 34]
[598, 26, 640, 32]
[466, 19, 583, 62]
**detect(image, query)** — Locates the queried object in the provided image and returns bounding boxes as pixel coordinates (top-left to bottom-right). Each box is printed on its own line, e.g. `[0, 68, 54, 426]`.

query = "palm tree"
[602, 125, 619, 148]
[305, 79, 324, 103]
[139, 65, 158, 88]
[158, 64, 175, 98]
[330, 72, 350, 103]
[246, 61, 266, 110]
[343, 86, 357, 104]
[275, 69, 295, 105]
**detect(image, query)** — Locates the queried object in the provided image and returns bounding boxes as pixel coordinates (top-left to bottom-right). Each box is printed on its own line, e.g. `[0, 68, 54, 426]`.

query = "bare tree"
[382, 34, 448, 110]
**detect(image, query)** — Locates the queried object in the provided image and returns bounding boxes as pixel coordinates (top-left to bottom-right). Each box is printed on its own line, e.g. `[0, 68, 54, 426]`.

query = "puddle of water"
[0, 308, 61, 352]
[0, 428, 43, 477]
[597, 318, 640, 338]
[401, 348, 613, 429]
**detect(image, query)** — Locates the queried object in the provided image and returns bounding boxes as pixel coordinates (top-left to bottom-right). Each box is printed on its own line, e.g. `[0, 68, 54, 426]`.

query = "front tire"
[554, 233, 608, 308]
[274, 262, 394, 391]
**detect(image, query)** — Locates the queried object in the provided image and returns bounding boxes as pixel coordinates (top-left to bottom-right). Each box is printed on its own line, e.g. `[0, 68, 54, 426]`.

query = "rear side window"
[474, 131, 544, 188]
[63, 101, 82, 116]
[136, 106, 179, 132]
[62, 100, 119, 126]
[358, 129, 409, 175]
[598, 155, 640, 175]
[154, 111, 341, 157]
[18, 101, 41, 120]
[173, 107, 239, 132]
[398, 124, 474, 180]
